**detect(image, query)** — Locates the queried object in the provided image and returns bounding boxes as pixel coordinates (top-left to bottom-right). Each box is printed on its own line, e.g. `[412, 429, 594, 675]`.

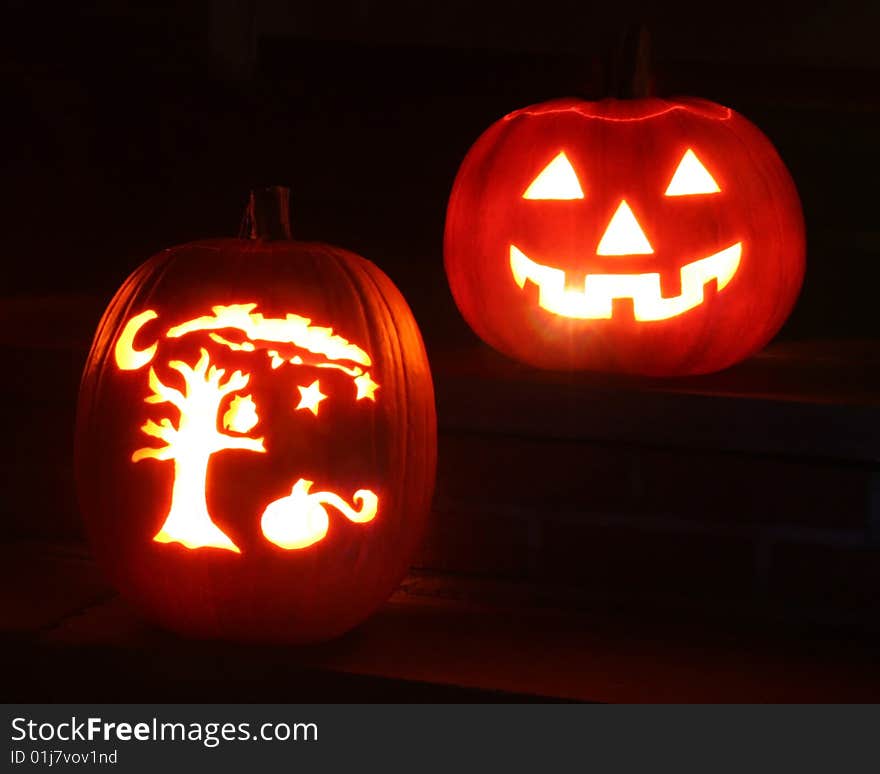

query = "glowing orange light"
[260, 478, 379, 550]
[353, 372, 380, 401]
[167, 303, 371, 365]
[296, 379, 327, 416]
[510, 242, 742, 321]
[664, 148, 720, 196]
[209, 333, 255, 352]
[223, 394, 259, 433]
[522, 152, 584, 200]
[114, 309, 159, 370]
[133, 348, 266, 553]
[119, 303, 383, 554]
[596, 200, 654, 256]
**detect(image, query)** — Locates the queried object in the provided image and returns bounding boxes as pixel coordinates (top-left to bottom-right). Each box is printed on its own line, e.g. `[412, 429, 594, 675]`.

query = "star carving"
[353, 371, 380, 401]
[295, 379, 327, 416]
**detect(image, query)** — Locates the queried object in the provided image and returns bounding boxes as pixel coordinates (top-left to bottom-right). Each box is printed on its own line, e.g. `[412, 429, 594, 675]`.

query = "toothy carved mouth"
[509, 242, 742, 321]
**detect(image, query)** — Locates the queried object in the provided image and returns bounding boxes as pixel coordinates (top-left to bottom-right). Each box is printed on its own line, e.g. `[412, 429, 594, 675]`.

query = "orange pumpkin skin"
[76, 239, 436, 643]
[444, 97, 806, 376]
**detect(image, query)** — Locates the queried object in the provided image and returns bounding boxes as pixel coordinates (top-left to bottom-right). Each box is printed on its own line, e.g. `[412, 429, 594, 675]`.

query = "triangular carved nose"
[596, 200, 654, 256]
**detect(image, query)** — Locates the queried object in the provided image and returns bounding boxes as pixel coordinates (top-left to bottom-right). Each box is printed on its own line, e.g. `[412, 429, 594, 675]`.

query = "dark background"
[4, 0, 880, 343]
[3, 1, 880, 701]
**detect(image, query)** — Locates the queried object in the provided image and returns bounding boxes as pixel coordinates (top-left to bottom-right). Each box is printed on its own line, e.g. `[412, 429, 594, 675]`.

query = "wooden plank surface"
[432, 343, 880, 461]
[3, 541, 878, 703]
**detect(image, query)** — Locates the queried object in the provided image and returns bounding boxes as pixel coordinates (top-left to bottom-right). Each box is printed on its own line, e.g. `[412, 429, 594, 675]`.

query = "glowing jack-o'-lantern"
[76, 188, 436, 642]
[444, 97, 806, 375]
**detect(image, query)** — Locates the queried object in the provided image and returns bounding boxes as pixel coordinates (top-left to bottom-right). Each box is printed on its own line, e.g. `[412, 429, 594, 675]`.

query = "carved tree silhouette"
[130, 303, 380, 554]
[133, 348, 265, 553]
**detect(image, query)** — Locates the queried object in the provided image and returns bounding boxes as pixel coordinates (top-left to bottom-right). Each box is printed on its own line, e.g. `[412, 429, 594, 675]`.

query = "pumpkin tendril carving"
[261, 479, 378, 550]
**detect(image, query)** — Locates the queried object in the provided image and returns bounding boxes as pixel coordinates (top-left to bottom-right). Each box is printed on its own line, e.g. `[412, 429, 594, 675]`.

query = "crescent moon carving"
[114, 309, 159, 370]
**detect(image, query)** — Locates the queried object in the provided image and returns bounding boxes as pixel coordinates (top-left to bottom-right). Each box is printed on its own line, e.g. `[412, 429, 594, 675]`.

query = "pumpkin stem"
[240, 186, 293, 240]
[606, 24, 654, 99]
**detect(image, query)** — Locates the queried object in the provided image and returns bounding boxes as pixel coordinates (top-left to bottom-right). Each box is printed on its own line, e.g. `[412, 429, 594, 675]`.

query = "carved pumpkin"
[444, 97, 805, 375]
[76, 189, 436, 642]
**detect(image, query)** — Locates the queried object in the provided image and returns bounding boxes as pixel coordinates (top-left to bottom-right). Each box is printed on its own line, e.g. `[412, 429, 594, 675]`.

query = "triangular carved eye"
[664, 149, 720, 196]
[522, 152, 584, 200]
